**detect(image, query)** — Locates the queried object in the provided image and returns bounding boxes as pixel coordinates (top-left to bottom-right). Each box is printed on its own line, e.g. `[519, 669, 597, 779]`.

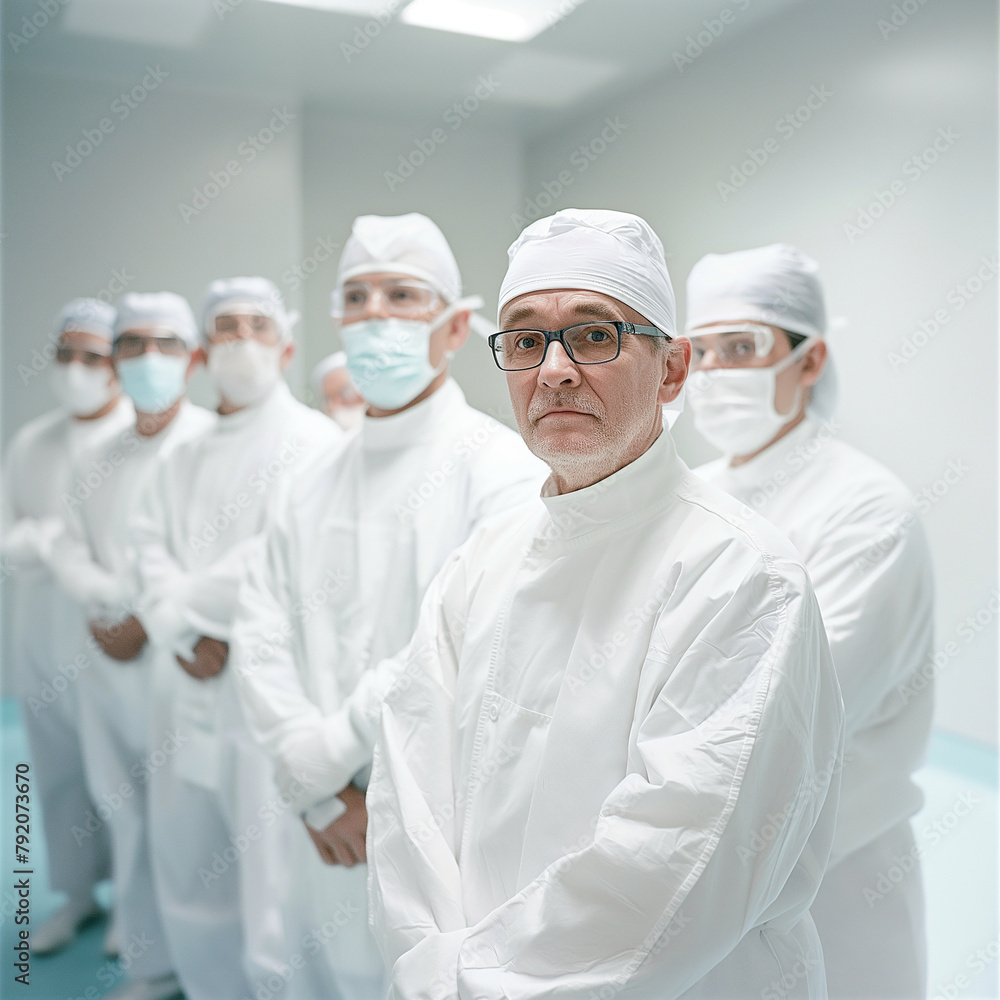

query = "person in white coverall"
[129, 278, 342, 1000]
[366, 209, 846, 1000]
[1, 298, 133, 955]
[684, 244, 933, 1000]
[311, 350, 366, 430]
[46, 292, 215, 1000]
[230, 213, 547, 1000]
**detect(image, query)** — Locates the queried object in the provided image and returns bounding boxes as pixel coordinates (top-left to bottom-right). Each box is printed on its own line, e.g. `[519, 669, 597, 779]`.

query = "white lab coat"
[697, 417, 934, 999]
[1, 397, 133, 905]
[130, 381, 341, 1000]
[230, 378, 548, 1000]
[47, 400, 215, 983]
[367, 429, 845, 1000]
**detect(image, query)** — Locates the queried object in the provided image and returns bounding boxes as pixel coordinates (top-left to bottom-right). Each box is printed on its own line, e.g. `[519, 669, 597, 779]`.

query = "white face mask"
[687, 339, 813, 457]
[50, 362, 116, 416]
[208, 339, 283, 408]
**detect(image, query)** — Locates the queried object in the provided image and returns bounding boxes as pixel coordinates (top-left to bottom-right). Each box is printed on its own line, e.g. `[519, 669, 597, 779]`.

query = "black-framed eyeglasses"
[488, 321, 670, 372]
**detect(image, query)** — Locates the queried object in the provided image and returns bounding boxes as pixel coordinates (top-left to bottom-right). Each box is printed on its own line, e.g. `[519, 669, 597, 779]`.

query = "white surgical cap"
[115, 292, 198, 348]
[201, 277, 296, 343]
[56, 298, 116, 345]
[685, 243, 826, 339]
[335, 213, 462, 302]
[310, 351, 348, 395]
[498, 208, 677, 335]
[685, 243, 836, 420]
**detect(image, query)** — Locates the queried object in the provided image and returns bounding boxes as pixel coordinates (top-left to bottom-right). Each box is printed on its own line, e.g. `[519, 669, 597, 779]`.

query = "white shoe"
[102, 974, 184, 1000]
[103, 921, 121, 957]
[29, 900, 101, 954]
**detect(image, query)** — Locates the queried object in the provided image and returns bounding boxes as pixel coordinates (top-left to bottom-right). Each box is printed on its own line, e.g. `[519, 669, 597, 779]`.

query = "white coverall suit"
[49, 400, 216, 983]
[130, 382, 341, 1000]
[698, 417, 934, 999]
[231, 378, 548, 1000]
[367, 430, 845, 1000]
[2, 398, 133, 912]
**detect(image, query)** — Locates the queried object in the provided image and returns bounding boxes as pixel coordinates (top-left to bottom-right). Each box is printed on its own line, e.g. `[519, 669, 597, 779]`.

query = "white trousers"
[812, 820, 926, 1000]
[77, 654, 174, 982]
[281, 814, 387, 1000]
[15, 581, 111, 903]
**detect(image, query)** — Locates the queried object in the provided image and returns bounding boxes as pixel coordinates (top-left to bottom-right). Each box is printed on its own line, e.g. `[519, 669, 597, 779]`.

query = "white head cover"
[498, 208, 677, 335]
[685, 243, 836, 420]
[56, 298, 117, 346]
[114, 292, 198, 348]
[201, 277, 296, 343]
[333, 212, 487, 335]
[310, 350, 348, 395]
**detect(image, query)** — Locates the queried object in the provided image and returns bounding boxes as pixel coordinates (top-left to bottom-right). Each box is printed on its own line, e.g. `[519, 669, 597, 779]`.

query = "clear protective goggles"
[209, 312, 281, 344]
[331, 277, 444, 321]
[690, 323, 783, 369]
[113, 328, 190, 359]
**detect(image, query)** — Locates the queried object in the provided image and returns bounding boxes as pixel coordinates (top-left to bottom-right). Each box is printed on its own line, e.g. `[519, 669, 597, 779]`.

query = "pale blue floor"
[1, 697, 997, 998]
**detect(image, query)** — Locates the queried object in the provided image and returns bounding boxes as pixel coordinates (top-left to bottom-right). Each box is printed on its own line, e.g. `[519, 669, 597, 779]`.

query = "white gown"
[230, 378, 548, 1000]
[1, 397, 134, 909]
[367, 429, 845, 1000]
[48, 400, 215, 983]
[130, 381, 341, 1000]
[697, 417, 934, 1000]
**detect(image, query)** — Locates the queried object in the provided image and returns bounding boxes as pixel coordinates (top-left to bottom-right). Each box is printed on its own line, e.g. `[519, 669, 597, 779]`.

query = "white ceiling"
[3, 0, 805, 137]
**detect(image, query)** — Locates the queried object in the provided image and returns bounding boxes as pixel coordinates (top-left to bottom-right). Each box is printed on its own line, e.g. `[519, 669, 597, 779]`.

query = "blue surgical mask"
[116, 353, 189, 414]
[340, 315, 450, 411]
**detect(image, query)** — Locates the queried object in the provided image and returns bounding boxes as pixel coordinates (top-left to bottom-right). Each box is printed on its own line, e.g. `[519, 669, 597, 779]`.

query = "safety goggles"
[208, 313, 280, 344]
[332, 278, 443, 320]
[55, 346, 112, 367]
[113, 331, 190, 359]
[690, 323, 789, 369]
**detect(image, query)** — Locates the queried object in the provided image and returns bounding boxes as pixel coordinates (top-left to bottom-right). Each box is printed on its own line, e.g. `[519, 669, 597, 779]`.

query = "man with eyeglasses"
[2, 299, 134, 955]
[129, 278, 341, 1000]
[366, 209, 844, 999]
[42, 292, 214, 1000]
[685, 244, 934, 1000]
[229, 213, 546, 1000]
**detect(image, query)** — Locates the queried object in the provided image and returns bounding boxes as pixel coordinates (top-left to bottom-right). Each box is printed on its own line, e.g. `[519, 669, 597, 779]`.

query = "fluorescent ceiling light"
[400, 0, 584, 42]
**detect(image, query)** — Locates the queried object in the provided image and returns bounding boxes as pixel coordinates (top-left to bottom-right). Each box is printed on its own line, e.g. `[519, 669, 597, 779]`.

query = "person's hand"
[304, 785, 368, 867]
[176, 636, 229, 681]
[90, 616, 147, 661]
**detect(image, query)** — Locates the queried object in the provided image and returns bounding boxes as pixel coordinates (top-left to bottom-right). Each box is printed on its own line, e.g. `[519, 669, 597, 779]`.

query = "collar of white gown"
[358, 377, 465, 451]
[216, 379, 291, 432]
[536, 428, 684, 544]
[716, 416, 822, 490]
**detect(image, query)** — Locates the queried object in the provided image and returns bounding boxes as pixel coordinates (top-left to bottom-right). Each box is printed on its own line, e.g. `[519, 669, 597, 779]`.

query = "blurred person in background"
[2, 298, 133, 955]
[47, 292, 215, 1000]
[311, 350, 365, 431]
[686, 243, 934, 1000]
[129, 278, 341, 1000]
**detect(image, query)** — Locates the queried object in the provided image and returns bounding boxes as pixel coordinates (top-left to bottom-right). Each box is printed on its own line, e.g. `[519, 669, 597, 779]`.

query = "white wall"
[1, 70, 305, 423]
[521, 0, 998, 744]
